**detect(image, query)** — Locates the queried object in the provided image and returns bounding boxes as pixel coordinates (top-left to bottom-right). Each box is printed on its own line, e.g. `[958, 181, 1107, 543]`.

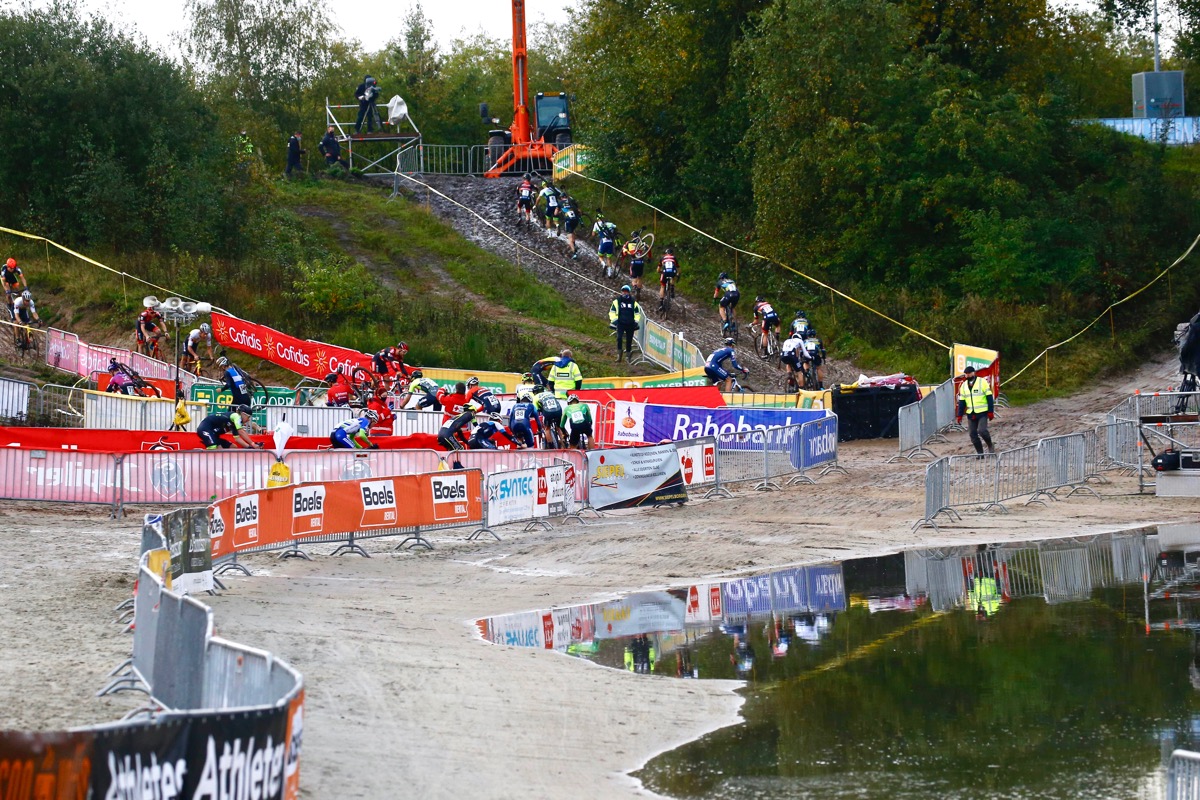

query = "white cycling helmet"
[362, 409, 379, 423]
[21, 290, 31, 301]
[200, 323, 211, 334]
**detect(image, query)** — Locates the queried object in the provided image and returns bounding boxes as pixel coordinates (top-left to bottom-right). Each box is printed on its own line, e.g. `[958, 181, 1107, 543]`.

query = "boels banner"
[212, 312, 374, 380]
[209, 470, 483, 558]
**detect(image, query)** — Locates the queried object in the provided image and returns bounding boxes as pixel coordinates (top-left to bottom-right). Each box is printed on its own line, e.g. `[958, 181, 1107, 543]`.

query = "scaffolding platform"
[326, 99, 422, 176]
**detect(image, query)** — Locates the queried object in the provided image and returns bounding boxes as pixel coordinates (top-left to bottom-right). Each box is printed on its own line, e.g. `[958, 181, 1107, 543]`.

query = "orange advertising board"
[208, 470, 483, 558]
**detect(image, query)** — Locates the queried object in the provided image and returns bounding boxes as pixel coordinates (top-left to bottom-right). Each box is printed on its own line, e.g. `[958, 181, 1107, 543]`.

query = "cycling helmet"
[200, 323, 211, 335]
[795, 310, 807, 318]
[107, 359, 120, 373]
[567, 394, 580, 404]
[532, 385, 546, 395]
[723, 337, 735, 346]
[755, 296, 764, 303]
[410, 369, 423, 379]
[517, 389, 533, 402]
[621, 284, 632, 292]
[718, 272, 729, 281]
[489, 412, 504, 422]
[396, 341, 409, 356]
[217, 356, 229, 367]
[467, 377, 480, 388]
[362, 409, 379, 423]
[235, 404, 252, 416]
[665, 247, 673, 255]
[21, 289, 31, 301]
[5, 258, 14, 268]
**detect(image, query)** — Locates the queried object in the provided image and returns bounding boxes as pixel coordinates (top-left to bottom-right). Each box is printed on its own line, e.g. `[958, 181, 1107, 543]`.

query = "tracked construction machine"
[479, 0, 572, 177]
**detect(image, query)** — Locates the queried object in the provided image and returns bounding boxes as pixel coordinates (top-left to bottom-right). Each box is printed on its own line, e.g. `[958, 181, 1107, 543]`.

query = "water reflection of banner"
[594, 591, 686, 638]
[722, 565, 847, 615]
[586, 443, 686, 510]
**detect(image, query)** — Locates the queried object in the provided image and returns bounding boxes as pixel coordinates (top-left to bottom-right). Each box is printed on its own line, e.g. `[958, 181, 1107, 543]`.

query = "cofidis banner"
[586, 443, 687, 510]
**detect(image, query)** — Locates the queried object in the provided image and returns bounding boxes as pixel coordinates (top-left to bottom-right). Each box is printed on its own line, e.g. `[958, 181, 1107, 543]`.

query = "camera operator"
[355, 75, 381, 134]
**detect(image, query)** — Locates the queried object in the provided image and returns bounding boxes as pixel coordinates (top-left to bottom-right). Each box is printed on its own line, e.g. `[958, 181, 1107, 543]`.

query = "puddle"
[478, 527, 1200, 798]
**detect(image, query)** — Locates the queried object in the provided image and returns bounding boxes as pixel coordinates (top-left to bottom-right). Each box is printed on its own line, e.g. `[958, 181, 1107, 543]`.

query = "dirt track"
[388, 175, 861, 390]
[5, 350, 1199, 797]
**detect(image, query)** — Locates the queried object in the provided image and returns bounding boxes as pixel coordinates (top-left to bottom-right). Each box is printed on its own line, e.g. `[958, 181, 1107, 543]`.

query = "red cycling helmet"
[396, 341, 409, 356]
[5, 258, 15, 268]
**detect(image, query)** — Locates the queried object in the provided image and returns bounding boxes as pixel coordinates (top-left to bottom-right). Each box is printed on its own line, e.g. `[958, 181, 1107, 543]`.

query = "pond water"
[477, 527, 1200, 798]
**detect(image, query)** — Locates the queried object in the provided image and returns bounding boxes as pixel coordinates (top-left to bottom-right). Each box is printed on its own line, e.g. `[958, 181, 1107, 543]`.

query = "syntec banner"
[485, 464, 572, 526]
[586, 443, 687, 511]
[209, 470, 483, 558]
[212, 313, 373, 379]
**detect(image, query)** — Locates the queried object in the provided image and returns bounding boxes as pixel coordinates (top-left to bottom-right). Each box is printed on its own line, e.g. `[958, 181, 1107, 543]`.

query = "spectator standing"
[608, 285, 643, 363]
[285, 131, 305, 178]
[956, 365, 995, 454]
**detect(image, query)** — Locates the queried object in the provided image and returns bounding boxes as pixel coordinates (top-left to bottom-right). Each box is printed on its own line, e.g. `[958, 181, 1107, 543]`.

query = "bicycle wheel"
[769, 331, 781, 367]
[803, 363, 819, 391]
[635, 233, 654, 259]
[753, 329, 768, 361]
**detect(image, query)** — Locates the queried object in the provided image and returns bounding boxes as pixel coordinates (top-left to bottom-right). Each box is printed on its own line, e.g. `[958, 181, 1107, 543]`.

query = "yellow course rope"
[561, 167, 950, 351]
[0, 226, 228, 313]
[1005, 233, 1200, 384]
[393, 174, 619, 297]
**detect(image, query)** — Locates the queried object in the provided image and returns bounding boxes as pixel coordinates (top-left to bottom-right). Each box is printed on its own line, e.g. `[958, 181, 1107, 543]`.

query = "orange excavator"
[481, 0, 572, 178]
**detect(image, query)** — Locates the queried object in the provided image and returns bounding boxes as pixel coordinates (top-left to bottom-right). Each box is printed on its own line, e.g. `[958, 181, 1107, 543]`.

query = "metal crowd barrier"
[715, 416, 845, 492]
[1168, 749, 1200, 800]
[916, 430, 1103, 530]
[891, 378, 958, 462]
[262, 404, 443, 438]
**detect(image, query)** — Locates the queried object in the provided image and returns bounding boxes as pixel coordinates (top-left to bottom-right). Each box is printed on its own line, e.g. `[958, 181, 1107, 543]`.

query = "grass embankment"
[560, 176, 1199, 401]
[0, 177, 628, 382]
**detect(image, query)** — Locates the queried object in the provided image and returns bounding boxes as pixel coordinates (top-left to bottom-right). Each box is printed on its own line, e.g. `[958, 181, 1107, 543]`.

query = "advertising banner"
[586, 443, 687, 511]
[44, 326, 203, 393]
[721, 565, 847, 616]
[806, 564, 847, 612]
[212, 313, 373, 380]
[645, 405, 826, 443]
[674, 437, 717, 488]
[485, 466, 538, 526]
[46, 327, 80, 375]
[790, 414, 839, 471]
[0, 730, 94, 800]
[485, 610, 544, 647]
[164, 507, 214, 593]
[952, 343, 999, 375]
[594, 591, 686, 638]
[209, 470, 483, 558]
[192, 385, 298, 425]
[684, 583, 724, 623]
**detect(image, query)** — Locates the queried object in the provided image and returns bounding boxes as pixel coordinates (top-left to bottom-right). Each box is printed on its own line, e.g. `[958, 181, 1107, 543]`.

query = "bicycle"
[754, 324, 781, 367]
[720, 306, 739, 342]
[139, 330, 169, 361]
[350, 366, 381, 407]
[802, 359, 820, 391]
[541, 422, 565, 450]
[13, 322, 39, 362]
[109, 362, 162, 398]
[784, 368, 800, 394]
[658, 275, 679, 318]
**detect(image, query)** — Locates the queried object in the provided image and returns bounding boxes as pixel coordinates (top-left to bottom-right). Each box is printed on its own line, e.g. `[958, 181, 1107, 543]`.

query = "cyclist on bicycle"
[800, 328, 828, 389]
[780, 333, 810, 390]
[627, 236, 650, 295]
[658, 247, 679, 309]
[372, 342, 411, 380]
[325, 372, 352, 407]
[508, 389, 539, 449]
[790, 310, 813, 339]
[197, 405, 260, 450]
[136, 306, 164, 354]
[465, 376, 502, 414]
[562, 194, 582, 259]
[183, 324, 212, 370]
[2, 258, 26, 309]
[437, 405, 476, 451]
[592, 214, 619, 277]
[565, 394, 593, 450]
[530, 357, 558, 389]
[12, 290, 40, 326]
[752, 296, 780, 357]
[533, 386, 565, 448]
[704, 338, 749, 392]
[468, 412, 513, 450]
[399, 370, 441, 410]
[516, 174, 535, 223]
[331, 410, 380, 449]
[538, 181, 562, 237]
[714, 273, 740, 333]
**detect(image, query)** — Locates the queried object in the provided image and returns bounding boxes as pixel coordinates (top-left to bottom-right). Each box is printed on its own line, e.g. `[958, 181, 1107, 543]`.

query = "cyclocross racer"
[714, 273, 740, 333]
[704, 338, 749, 392]
[331, 410, 380, 449]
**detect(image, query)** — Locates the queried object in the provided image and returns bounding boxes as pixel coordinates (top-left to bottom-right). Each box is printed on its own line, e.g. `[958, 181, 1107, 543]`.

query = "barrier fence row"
[712, 416, 846, 492]
[916, 431, 1103, 530]
[44, 326, 217, 393]
[892, 377, 961, 462]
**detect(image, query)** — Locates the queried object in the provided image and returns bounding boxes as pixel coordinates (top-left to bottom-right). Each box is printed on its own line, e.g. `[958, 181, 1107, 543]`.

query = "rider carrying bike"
[714, 273, 740, 334]
[217, 356, 254, 409]
[508, 388, 539, 449]
[561, 194, 582, 259]
[704, 338, 749, 392]
[538, 181, 562, 237]
[657, 247, 679, 310]
[516, 174, 535, 224]
[592, 214, 618, 277]
[136, 305, 164, 354]
[564, 394, 593, 450]
[752, 296, 780, 357]
[197, 405, 260, 450]
[533, 386, 565, 448]
[624, 234, 650, 294]
[183, 324, 213, 369]
[437, 405, 476, 452]
[325, 372, 352, 407]
[106, 360, 138, 396]
[331, 410, 380, 449]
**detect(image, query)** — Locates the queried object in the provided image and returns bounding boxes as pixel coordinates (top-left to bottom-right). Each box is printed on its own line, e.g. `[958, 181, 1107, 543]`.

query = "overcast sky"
[61, 0, 573, 57]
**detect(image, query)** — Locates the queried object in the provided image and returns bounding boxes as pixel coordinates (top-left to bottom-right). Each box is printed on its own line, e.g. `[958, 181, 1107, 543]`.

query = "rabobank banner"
[721, 564, 847, 616]
[790, 414, 840, 471]
[606, 402, 828, 444]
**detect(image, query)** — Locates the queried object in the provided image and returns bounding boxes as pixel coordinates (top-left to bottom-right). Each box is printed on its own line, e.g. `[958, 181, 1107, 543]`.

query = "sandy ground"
[4, 351, 1199, 798]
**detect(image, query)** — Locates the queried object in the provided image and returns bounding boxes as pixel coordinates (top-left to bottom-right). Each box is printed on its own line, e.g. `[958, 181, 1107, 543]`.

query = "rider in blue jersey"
[508, 389, 539, 449]
[331, 410, 380, 449]
[704, 338, 749, 392]
[468, 412, 510, 450]
[217, 357, 253, 409]
[465, 377, 502, 414]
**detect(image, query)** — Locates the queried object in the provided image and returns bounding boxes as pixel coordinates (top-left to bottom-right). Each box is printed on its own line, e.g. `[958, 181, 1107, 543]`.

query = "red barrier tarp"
[575, 385, 725, 408]
[0, 427, 442, 453]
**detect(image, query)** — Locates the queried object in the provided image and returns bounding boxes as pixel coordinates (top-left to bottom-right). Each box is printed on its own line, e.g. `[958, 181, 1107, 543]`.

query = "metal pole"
[1153, 0, 1162, 72]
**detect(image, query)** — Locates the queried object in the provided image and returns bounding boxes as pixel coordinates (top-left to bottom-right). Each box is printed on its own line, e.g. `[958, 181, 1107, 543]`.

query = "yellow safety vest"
[958, 377, 992, 415]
